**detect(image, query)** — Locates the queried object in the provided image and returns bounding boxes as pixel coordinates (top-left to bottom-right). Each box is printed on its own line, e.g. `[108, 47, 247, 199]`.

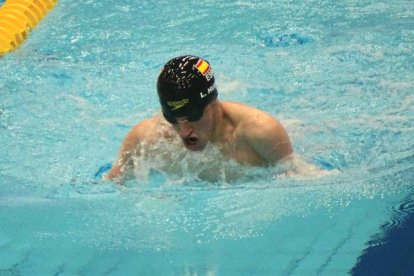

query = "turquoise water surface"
[1, 0, 413, 275]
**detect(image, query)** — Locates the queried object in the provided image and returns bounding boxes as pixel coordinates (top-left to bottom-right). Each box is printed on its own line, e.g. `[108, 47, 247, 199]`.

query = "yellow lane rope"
[0, 0, 58, 56]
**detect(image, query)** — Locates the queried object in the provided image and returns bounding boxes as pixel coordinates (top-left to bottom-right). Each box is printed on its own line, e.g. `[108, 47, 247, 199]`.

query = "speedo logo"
[167, 99, 189, 110]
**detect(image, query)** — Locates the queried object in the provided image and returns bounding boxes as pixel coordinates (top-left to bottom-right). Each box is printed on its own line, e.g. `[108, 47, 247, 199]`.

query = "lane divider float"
[0, 0, 58, 56]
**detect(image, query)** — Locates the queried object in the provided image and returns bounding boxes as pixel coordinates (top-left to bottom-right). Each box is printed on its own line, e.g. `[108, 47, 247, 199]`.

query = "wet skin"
[106, 100, 294, 182]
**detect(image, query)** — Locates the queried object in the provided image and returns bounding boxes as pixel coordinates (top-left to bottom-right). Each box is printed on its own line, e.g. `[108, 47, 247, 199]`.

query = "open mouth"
[184, 137, 198, 146]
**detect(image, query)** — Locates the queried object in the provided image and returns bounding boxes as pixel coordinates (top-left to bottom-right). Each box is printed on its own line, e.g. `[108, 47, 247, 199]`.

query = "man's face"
[170, 104, 214, 151]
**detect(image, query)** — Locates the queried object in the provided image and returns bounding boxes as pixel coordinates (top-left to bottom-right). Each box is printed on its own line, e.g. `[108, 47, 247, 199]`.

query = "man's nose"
[177, 122, 193, 137]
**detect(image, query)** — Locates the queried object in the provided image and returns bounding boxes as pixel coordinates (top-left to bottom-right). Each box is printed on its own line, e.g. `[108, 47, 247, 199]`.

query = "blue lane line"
[351, 196, 414, 275]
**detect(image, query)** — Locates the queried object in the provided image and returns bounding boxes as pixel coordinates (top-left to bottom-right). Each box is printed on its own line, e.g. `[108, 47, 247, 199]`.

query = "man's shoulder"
[130, 116, 157, 133]
[222, 101, 256, 111]
[222, 101, 278, 128]
[222, 101, 272, 117]
[221, 102, 293, 162]
[223, 101, 287, 146]
[128, 114, 173, 141]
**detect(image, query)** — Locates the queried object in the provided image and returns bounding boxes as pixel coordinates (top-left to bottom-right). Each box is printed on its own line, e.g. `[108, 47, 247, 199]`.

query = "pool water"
[1, 0, 413, 275]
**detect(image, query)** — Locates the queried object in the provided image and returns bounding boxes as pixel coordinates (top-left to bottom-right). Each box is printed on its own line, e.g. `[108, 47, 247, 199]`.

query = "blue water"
[1, 0, 413, 275]
[353, 192, 414, 275]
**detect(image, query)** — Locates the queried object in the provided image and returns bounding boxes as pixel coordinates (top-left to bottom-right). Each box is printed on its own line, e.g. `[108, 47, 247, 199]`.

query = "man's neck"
[210, 101, 234, 144]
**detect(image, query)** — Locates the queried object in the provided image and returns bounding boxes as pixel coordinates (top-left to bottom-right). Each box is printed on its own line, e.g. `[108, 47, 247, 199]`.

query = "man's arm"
[246, 114, 293, 165]
[106, 119, 155, 182]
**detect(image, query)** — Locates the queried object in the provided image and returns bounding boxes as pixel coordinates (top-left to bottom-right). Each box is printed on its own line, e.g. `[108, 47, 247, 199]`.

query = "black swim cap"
[157, 55, 218, 123]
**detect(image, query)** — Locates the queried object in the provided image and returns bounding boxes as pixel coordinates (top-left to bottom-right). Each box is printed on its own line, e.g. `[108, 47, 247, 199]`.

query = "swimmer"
[107, 55, 293, 182]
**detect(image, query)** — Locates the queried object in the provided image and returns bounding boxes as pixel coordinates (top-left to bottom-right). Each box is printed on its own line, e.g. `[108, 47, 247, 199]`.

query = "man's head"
[157, 55, 218, 124]
[157, 55, 219, 151]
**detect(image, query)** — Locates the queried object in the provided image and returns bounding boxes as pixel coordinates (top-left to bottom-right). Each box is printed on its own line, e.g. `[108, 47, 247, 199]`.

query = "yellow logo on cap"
[167, 99, 189, 110]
